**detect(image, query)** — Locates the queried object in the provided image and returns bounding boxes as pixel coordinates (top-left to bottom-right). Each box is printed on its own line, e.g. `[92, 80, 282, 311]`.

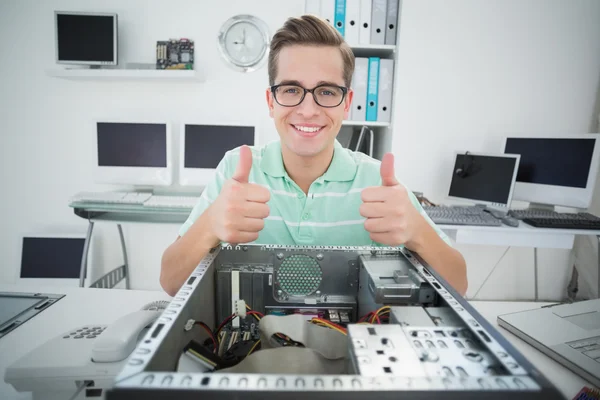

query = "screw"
[277, 253, 284, 260]
[277, 289, 283, 297]
[316, 290, 321, 296]
[316, 253, 324, 261]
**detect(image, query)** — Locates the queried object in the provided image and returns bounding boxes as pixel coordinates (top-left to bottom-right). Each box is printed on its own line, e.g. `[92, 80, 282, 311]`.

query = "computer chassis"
[106, 244, 562, 400]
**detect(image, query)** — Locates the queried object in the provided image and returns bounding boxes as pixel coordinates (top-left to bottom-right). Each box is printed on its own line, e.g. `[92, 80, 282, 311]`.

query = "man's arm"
[160, 207, 220, 297]
[405, 218, 468, 296]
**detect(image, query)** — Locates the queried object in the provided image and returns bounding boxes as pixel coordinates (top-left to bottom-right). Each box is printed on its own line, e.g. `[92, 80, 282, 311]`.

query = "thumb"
[380, 153, 399, 186]
[232, 145, 253, 183]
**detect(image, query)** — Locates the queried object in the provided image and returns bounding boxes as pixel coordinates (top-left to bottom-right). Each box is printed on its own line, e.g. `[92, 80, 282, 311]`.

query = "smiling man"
[160, 15, 468, 297]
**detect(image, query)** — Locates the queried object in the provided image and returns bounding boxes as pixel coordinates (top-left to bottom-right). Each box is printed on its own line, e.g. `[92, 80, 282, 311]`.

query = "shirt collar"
[261, 139, 357, 182]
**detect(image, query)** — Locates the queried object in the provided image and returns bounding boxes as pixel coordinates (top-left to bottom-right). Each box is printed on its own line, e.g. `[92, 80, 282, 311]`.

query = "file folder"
[365, 57, 379, 121]
[358, 0, 372, 45]
[377, 59, 394, 123]
[334, 0, 346, 36]
[320, 0, 336, 28]
[305, 0, 321, 15]
[385, 0, 399, 45]
[351, 57, 369, 121]
[370, 0, 387, 45]
[344, 0, 360, 45]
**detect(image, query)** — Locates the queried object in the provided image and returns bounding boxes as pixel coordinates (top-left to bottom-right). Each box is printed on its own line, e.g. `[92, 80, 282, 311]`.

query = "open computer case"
[106, 244, 563, 399]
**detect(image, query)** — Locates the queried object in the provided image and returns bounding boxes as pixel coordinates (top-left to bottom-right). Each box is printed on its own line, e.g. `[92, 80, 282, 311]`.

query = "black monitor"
[55, 11, 118, 65]
[20, 235, 85, 279]
[502, 135, 600, 209]
[179, 124, 256, 186]
[448, 152, 521, 208]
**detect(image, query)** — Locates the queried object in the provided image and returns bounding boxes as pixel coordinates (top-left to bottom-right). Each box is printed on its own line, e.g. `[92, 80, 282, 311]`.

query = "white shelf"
[46, 68, 204, 82]
[342, 120, 390, 127]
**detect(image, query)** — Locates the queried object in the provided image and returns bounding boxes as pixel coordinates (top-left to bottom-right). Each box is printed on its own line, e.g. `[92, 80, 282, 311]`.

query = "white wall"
[1, 0, 600, 301]
[392, 0, 600, 300]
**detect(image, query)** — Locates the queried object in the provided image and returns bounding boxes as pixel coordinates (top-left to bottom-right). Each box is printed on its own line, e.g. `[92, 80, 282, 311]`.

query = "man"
[160, 15, 467, 297]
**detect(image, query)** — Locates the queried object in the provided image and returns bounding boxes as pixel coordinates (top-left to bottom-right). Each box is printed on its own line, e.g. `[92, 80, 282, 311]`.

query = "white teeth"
[294, 125, 321, 133]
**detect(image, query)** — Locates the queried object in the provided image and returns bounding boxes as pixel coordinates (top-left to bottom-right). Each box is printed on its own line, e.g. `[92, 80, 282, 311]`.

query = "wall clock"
[218, 15, 270, 73]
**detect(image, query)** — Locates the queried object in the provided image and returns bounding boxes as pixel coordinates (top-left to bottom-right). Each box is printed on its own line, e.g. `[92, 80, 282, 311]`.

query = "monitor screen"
[505, 138, 594, 189]
[94, 121, 172, 186]
[184, 124, 255, 168]
[55, 12, 117, 64]
[97, 122, 167, 168]
[448, 153, 520, 207]
[21, 237, 84, 279]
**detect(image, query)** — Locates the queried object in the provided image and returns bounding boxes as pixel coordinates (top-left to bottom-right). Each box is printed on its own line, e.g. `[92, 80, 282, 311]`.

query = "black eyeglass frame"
[270, 84, 349, 108]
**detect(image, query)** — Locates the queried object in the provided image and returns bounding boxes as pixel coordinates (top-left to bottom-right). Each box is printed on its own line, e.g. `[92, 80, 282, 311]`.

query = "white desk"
[439, 222, 600, 300]
[0, 283, 593, 400]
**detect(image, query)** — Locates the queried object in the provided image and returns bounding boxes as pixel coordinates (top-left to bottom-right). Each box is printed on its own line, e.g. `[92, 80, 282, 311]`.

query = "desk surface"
[0, 283, 591, 399]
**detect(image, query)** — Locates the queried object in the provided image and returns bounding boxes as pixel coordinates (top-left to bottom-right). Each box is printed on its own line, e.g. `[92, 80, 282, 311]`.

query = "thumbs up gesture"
[360, 153, 425, 247]
[207, 146, 271, 244]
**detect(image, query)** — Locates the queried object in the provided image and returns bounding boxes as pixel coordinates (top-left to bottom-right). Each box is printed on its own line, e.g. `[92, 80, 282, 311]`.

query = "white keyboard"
[143, 195, 200, 209]
[70, 191, 152, 205]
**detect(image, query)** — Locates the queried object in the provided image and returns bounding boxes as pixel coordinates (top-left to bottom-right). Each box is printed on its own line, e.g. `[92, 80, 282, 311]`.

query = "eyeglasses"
[270, 84, 348, 108]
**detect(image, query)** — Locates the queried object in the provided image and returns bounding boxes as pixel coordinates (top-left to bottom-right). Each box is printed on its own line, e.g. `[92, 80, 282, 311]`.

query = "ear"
[343, 88, 354, 119]
[266, 87, 275, 118]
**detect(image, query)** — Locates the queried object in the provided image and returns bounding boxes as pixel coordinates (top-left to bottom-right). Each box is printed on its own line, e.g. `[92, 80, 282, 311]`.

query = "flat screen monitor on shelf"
[502, 134, 600, 209]
[55, 11, 118, 66]
[94, 121, 173, 186]
[179, 123, 256, 187]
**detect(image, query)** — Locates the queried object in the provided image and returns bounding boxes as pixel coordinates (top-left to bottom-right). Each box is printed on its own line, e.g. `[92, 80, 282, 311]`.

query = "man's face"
[266, 45, 353, 158]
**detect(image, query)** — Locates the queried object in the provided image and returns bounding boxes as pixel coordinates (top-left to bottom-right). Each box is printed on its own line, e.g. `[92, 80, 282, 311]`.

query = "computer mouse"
[501, 216, 519, 227]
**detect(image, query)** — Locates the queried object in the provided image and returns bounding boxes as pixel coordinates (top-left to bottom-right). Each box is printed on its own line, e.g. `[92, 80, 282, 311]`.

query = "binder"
[344, 0, 360, 45]
[370, 0, 387, 45]
[365, 57, 379, 121]
[358, 0, 372, 45]
[305, 0, 321, 15]
[320, 0, 335, 27]
[334, 0, 346, 36]
[351, 57, 369, 121]
[384, 0, 399, 45]
[377, 59, 394, 123]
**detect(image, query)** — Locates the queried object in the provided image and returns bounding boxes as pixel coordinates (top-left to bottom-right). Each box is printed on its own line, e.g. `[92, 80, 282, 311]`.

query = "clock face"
[218, 15, 270, 72]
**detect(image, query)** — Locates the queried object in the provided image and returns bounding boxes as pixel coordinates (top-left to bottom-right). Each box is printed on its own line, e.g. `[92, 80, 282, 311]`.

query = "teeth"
[294, 125, 321, 133]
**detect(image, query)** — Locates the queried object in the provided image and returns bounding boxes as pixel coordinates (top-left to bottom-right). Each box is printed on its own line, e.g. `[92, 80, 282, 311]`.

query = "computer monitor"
[179, 123, 256, 186]
[55, 11, 118, 66]
[502, 134, 600, 209]
[447, 152, 521, 209]
[19, 233, 88, 287]
[94, 121, 173, 186]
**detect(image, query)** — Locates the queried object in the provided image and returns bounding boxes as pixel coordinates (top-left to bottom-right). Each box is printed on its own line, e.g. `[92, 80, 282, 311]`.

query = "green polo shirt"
[179, 139, 451, 247]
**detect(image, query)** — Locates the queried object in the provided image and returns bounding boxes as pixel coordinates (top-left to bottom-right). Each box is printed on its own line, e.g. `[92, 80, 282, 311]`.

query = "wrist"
[405, 217, 437, 254]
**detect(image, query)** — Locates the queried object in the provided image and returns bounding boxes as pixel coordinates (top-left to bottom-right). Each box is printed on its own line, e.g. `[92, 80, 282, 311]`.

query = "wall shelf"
[46, 68, 204, 82]
[342, 120, 390, 127]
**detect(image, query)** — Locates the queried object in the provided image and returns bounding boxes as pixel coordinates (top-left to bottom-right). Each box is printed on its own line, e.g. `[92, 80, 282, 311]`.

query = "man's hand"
[360, 153, 426, 248]
[207, 145, 270, 244]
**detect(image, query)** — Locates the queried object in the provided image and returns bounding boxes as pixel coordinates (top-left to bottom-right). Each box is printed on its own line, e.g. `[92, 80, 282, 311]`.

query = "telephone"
[4, 301, 169, 398]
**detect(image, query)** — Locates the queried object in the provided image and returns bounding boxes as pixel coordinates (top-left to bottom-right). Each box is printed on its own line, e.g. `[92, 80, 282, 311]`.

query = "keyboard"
[143, 195, 200, 209]
[423, 206, 501, 226]
[522, 217, 600, 230]
[70, 191, 152, 205]
[509, 209, 600, 220]
[567, 335, 600, 361]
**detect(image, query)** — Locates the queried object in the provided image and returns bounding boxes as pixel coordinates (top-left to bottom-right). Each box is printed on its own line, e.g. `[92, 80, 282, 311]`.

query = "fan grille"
[277, 254, 323, 296]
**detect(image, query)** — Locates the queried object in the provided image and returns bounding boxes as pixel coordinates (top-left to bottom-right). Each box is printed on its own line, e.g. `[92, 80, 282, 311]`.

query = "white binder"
[385, 0, 399, 45]
[305, 0, 321, 15]
[320, 0, 336, 27]
[351, 57, 369, 121]
[344, 0, 360, 45]
[358, 0, 372, 45]
[377, 59, 394, 123]
[370, 0, 387, 45]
